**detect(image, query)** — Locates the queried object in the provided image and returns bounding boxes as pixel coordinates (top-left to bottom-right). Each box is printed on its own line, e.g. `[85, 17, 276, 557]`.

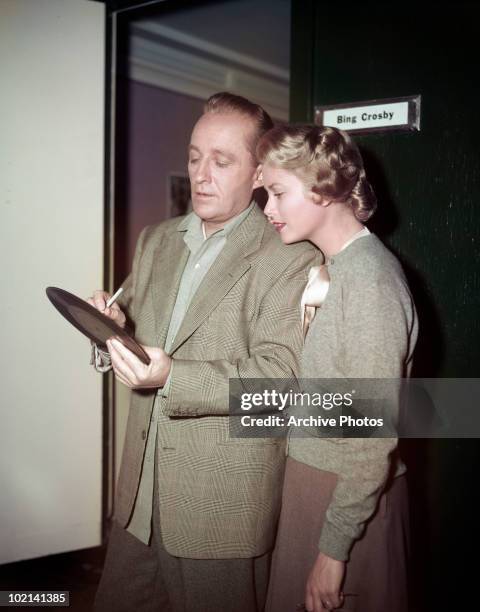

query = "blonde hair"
[257, 125, 377, 221]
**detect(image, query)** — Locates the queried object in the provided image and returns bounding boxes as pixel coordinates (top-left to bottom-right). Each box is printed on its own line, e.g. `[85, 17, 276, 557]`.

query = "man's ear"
[252, 164, 263, 190]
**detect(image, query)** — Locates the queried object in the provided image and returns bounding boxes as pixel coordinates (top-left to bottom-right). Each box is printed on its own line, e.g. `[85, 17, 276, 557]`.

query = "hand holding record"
[106, 338, 172, 390]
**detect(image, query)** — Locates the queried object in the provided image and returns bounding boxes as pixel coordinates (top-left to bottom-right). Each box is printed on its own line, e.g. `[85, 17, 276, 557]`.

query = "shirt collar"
[177, 201, 255, 241]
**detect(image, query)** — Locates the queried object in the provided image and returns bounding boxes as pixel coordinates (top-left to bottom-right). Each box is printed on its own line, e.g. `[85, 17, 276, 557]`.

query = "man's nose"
[194, 159, 211, 183]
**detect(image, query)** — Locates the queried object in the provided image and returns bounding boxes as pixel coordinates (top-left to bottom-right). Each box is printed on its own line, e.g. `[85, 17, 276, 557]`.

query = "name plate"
[315, 95, 421, 134]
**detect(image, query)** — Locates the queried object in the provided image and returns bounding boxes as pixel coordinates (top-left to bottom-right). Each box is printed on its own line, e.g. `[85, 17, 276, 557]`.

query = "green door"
[291, 2, 480, 609]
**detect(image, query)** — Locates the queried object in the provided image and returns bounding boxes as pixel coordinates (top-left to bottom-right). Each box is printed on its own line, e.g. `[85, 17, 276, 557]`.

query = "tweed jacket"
[114, 204, 318, 559]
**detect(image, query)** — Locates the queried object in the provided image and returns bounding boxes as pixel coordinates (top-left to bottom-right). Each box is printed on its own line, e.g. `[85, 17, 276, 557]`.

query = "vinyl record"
[46, 286, 151, 365]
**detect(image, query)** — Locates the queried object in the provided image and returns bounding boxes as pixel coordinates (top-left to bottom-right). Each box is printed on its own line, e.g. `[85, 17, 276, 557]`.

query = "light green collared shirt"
[126, 202, 254, 544]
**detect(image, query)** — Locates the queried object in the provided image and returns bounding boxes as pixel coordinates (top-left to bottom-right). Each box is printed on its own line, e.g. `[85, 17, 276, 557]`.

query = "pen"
[106, 287, 123, 308]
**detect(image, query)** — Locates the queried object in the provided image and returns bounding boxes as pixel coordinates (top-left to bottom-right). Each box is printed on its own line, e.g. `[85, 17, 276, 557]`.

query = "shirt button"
[195, 263, 200, 269]
[141, 430, 147, 440]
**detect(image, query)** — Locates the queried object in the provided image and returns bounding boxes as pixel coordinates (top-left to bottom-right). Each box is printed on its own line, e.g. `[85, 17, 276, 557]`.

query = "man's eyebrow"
[267, 182, 285, 190]
[188, 145, 236, 161]
[211, 148, 236, 160]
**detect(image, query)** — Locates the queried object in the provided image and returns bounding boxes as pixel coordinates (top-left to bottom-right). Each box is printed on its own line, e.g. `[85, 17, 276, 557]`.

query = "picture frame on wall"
[167, 172, 192, 218]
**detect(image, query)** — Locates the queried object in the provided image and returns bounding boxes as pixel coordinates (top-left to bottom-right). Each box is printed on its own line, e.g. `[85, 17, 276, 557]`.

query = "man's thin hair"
[204, 92, 273, 161]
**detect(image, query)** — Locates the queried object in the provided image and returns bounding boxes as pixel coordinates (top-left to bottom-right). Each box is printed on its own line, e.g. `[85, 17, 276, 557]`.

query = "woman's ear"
[253, 164, 263, 189]
[311, 191, 330, 207]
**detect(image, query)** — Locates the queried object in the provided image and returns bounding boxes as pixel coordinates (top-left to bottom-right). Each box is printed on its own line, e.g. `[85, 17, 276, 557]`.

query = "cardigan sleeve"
[318, 270, 416, 561]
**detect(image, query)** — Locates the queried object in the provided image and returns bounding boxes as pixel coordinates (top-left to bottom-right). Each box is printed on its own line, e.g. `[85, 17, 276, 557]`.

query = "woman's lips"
[272, 222, 286, 232]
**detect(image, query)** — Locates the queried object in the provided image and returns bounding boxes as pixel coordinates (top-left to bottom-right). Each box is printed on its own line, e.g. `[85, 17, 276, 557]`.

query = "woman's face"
[262, 164, 325, 244]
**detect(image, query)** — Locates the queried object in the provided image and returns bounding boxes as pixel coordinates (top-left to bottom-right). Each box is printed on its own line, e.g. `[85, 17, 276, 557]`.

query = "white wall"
[0, 0, 105, 564]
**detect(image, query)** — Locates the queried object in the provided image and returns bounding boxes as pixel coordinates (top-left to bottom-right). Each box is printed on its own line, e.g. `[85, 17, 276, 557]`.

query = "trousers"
[94, 468, 270, 612]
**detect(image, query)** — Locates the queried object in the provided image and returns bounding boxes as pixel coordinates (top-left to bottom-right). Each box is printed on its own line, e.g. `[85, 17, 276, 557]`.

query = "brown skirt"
[265, 458, 409, 612]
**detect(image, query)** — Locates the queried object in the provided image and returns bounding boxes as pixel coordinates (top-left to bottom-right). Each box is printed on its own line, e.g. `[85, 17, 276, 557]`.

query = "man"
[90, 92, 317, 612]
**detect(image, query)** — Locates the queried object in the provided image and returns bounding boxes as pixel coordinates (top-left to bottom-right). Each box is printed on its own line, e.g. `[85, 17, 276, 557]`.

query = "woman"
[257, 125, 418, 612]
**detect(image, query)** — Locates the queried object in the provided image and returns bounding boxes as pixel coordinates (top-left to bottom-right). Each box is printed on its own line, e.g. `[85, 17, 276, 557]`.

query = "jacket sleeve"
[162, 248, 316, 417]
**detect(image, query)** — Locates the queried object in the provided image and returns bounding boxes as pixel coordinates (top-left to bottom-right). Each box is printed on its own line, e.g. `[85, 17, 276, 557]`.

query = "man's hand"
[305, 552, 345, 611]
[106, 338, 171, 389]
[87, 290, 126, 329]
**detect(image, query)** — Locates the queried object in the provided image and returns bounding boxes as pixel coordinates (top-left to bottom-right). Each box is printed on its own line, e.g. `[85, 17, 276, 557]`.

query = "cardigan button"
[141, 430, 147, 440]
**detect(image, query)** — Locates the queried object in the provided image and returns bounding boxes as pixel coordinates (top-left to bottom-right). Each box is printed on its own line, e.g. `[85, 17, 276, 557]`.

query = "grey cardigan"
[288, 233, 418, 561]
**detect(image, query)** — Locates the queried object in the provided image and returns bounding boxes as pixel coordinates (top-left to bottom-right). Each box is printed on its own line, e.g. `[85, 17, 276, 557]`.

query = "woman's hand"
[305, 552, 345, 611]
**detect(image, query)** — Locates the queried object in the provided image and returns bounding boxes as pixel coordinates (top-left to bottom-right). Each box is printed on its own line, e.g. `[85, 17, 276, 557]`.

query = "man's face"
[188, 112, 261, 232]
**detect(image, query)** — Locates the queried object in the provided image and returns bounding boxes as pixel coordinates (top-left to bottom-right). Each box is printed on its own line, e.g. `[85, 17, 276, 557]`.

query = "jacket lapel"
[151, 227, 189, 348]
[169, 205, 266, 355]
